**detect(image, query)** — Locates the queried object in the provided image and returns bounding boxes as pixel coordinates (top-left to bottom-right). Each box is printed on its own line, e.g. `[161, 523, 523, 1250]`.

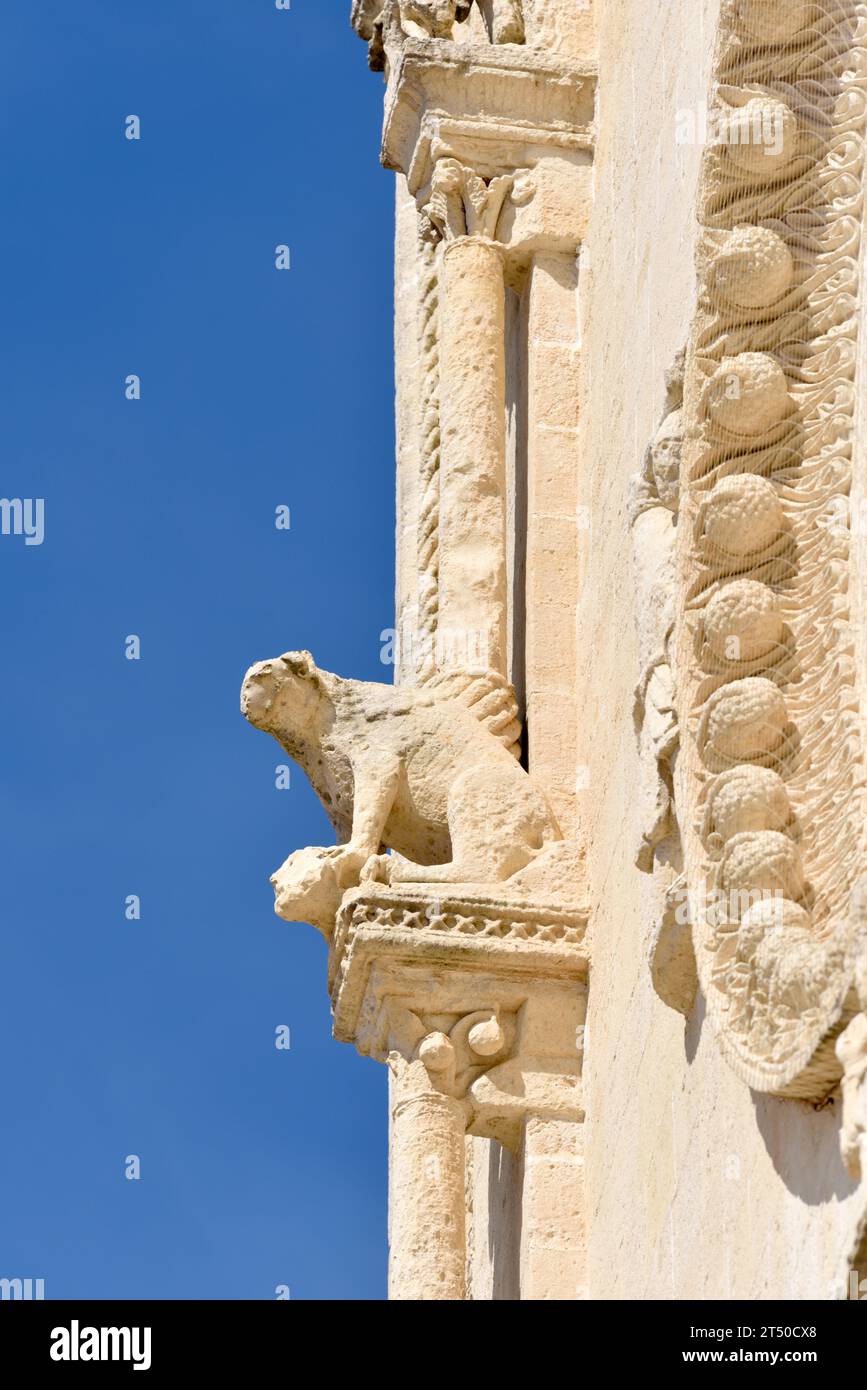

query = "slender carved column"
[422, 160, 514, 676]
[389, 1053, 468, 1299]
[438, 238, 507, 674]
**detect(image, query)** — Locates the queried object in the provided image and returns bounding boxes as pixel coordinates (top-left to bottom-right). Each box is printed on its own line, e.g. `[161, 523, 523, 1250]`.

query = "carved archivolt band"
[674, 0, 867, 1097]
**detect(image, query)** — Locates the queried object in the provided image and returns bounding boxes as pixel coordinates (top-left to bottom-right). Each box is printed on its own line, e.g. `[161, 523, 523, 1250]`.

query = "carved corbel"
[330, 880, 587, 1135]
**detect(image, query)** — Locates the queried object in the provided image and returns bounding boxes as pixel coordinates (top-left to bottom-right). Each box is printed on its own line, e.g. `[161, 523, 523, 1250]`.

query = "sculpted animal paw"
[319, 843, 370, 889]
[361, 853, 392, 886]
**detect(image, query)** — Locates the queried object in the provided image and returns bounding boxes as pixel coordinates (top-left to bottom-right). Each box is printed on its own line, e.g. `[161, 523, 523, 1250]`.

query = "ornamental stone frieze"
[659, 0, 867, 1149]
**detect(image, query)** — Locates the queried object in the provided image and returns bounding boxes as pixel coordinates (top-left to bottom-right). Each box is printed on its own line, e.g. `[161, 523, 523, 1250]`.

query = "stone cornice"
[381, 37, 596, 186]
[329, 881, 589, 1041]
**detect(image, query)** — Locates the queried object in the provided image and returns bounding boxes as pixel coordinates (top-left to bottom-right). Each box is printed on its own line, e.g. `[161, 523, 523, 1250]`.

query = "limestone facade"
[243, 0, 867, 1299]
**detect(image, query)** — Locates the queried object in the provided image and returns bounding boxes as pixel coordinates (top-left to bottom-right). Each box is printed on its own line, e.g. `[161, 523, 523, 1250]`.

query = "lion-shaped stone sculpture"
[241, 651, 573, 933]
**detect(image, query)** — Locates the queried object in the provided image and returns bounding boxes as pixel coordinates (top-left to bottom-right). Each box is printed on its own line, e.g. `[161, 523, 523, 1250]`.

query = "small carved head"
[270, 845, 345, 940]
[648, 408, 683, 511]
[240, 650, 321, 734]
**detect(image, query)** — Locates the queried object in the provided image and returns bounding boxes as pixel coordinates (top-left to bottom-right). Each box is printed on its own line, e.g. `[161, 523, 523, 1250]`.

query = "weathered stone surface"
[240, 0, 867, 1301]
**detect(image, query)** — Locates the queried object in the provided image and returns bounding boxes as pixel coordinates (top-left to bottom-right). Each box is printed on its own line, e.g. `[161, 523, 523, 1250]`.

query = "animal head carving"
[269, 845, 348, 940]
[240, 650, 322, 736]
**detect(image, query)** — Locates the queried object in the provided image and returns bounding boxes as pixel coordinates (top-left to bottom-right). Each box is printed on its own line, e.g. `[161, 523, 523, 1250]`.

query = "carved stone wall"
[673, 0, 867, 1103]
[579, 0, 867, 1301]
[244, 0, 867, 1300]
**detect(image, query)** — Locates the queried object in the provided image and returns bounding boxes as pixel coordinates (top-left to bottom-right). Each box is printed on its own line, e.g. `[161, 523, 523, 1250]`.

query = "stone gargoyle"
[241, 651, 577, 935]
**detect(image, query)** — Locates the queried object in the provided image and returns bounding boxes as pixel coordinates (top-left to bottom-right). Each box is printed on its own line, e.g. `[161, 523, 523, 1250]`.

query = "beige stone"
[238, 0, 867, 1301]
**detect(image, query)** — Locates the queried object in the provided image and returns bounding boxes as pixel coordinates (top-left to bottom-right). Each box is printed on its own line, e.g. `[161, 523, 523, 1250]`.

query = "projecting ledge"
[328, 882, 588, 1153]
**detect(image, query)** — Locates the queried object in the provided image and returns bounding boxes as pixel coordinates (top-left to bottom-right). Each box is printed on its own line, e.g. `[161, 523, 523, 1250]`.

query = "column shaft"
[437, 236, 508, 676]
[389, 1065, 468, 1300]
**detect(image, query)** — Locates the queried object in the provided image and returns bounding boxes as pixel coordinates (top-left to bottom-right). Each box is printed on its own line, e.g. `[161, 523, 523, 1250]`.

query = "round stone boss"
[703, 578, 785, 662]
[708, 225, 794, 310]
[699, 675, 789, 765]
[699, 473, 784, 557]
[704, 353, 790, 435]
[702, 764, 792, 848]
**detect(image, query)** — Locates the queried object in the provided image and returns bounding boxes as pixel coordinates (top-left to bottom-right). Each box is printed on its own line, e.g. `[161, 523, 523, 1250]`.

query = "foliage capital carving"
[419, 157, 532, 245]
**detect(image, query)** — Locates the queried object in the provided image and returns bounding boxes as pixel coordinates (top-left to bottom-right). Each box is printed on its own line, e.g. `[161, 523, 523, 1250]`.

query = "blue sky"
[0, 2, 393, 1299]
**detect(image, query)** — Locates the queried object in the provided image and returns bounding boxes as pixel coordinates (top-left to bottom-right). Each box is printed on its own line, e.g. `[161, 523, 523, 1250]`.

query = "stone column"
[422, 159, 515, 677]
[389, 1057, 468, 1300]
[438, 234, 508, 676]
[330, 885, 589, 1300]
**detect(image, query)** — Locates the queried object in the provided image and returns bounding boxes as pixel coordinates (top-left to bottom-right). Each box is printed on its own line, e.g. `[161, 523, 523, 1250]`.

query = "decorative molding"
[415, 235, 442, 658]
[671, 0, 867, 1099]
[329, 881, 589, 1015]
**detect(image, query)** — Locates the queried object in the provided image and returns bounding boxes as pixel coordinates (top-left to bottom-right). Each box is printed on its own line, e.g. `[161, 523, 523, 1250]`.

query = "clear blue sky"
[0, 2, 393, 1299]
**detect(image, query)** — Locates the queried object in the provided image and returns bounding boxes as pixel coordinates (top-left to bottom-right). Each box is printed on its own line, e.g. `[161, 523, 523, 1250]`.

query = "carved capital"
[385, 1003, 515, 1107]
[330, 882, 587, 1149]
[419, 157, 531, 245]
